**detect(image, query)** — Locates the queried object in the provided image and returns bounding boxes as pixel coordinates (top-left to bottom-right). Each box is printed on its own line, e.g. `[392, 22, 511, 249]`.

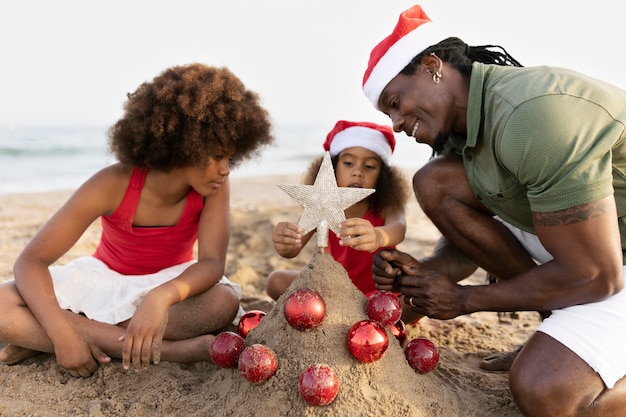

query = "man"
[364, 4, 626, 416]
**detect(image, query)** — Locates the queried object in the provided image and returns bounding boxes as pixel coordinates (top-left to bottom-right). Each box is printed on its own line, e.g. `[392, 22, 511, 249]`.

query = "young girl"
[266, 120, 417, 321]
[0, 63, 274, 377]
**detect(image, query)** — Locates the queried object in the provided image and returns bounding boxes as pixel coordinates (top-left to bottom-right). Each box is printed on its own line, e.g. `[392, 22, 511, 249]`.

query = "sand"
[0, 172, 540, 416]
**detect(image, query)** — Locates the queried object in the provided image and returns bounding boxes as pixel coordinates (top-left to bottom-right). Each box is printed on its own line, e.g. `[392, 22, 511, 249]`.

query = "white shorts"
[496, 217, 626, 389]
[50, 256, 245, 326]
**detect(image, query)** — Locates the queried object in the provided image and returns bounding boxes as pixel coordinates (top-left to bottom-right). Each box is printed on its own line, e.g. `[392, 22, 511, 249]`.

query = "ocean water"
[0, 125, 431, 195]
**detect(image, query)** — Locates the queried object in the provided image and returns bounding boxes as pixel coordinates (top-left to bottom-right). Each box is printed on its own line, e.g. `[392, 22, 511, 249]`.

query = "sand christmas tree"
[204, 152, 470, 416]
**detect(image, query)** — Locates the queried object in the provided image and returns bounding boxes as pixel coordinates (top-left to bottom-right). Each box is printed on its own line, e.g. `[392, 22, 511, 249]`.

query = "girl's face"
[185, 150, 233, 196]
[335, 147, 382, 190]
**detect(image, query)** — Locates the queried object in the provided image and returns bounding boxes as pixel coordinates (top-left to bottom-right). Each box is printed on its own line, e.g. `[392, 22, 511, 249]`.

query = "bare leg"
[0, 345, 42, 365]
[510, 332, 626, 416]
[0, 281, 60, 362]
[0, 324, 215, 366]
[0, 280, 240, 366]
[66, 314, 217, 364]
[413, 155, 537, 280]
[413, 156, 538, 371]
[162, 283, 240, 340]
[479, 345, 524, 371]
[265, 270, 299, 301]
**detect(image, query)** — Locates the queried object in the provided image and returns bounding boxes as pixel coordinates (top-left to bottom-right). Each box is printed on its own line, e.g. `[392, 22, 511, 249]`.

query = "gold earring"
[428, 53, 442, 84]
[426, 66, 441, 83]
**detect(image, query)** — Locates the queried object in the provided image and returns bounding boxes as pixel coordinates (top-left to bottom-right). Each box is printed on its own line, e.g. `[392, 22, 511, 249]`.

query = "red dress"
[326, 209, 393, 295]
[93, 167, 204, 275]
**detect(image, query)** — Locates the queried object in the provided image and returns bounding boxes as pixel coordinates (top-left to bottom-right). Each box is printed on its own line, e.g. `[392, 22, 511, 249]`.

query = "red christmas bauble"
[238, 344, 277, 383]
[405, 337, 440, 374]
[390, 319, 407, 347]
[346, 319, 388, 363]
[366, 291, 402, 326]
[237, 310, 267, 338]
[283, 289, 326, 331]
[298, 363, 339, 406]
[210, 331, 245, 368]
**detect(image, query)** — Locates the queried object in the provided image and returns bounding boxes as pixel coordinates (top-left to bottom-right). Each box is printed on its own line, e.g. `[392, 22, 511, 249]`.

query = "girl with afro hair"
[0, 63, 274, 376]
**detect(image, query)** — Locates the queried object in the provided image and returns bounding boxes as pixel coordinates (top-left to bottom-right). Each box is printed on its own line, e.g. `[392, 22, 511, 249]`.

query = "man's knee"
[510, 356, 585, 417]
[510, 363, 560, 416]
[412, 156, 471, 213]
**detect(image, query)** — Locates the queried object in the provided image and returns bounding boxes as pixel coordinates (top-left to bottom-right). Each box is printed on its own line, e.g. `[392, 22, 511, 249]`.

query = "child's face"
[335, 147, 382, 190]
[185, 150, 234, 196]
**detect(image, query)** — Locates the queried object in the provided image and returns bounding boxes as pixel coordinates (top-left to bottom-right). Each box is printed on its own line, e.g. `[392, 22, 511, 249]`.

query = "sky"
[1, 0, 624, 130]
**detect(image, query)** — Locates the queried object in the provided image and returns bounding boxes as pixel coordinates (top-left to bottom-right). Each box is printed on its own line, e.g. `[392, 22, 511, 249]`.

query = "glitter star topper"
[277, 151, 375, 249]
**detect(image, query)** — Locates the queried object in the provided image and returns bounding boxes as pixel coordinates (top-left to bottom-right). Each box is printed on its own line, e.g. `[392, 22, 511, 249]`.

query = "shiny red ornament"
[238, 344, 277, 383]
[390, 319, 407, 347]
[298, 363, 339, 406]
[405, 337, 440, 374]
[210, 331, 245, 368]
[283, 288, 326, 330]
[366, 291, 402, 326]
[238, 310, 267, 338]
[346, 319, 388, 363]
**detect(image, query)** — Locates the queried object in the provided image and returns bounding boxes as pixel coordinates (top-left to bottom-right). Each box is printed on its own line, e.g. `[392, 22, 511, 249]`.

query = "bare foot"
[160, 334, 216, 363]
[479, 345, 523, 372]
[0, 344, 42, 365]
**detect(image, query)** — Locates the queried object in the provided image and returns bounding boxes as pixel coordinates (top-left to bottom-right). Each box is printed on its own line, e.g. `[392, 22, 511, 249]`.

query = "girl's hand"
[53, 324, 110, 378]
[272, 222, 303, 256]
[337, 218, 380, 252]
[120, 292, 169, 372]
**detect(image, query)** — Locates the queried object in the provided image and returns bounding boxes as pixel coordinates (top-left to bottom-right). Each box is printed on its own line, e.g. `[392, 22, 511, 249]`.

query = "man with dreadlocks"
[364, 4, 626, 417]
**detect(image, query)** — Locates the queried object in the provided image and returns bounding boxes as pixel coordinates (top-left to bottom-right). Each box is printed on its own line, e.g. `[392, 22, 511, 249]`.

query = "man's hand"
[372, 249, 421, 292]
[396, 267, 466, 320]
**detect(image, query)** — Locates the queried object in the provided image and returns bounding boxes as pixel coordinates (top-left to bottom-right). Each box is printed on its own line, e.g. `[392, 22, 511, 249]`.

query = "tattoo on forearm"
[533, 200, 609, 227]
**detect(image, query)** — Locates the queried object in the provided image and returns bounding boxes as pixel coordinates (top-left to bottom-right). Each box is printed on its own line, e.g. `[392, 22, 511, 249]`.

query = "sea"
[0, 125, 432, 195]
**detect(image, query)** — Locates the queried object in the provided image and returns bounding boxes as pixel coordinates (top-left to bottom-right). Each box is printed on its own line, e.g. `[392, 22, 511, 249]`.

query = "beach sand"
[0, 171, 539, 416]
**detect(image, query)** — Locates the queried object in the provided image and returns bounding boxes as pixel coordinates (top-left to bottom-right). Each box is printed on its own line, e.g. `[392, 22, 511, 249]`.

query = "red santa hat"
[363, 4, 443, 110]
[323, 120, 396, 164]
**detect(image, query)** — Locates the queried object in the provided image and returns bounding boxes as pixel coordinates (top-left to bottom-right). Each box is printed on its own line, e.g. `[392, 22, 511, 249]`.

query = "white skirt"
[50, 256, 244, 325]
[496, 216, 626, 389]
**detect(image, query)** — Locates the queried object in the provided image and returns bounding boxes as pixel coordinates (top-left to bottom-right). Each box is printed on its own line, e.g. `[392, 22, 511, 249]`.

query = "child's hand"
[272, 222, 303, 256]
[338, 218, 381, 252]
[54, 324, 110, 378]
[120, 293, 169, 372]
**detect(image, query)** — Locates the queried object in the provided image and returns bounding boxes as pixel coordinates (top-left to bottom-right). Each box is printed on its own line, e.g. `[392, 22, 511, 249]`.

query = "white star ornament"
[277, 151, 375, 249]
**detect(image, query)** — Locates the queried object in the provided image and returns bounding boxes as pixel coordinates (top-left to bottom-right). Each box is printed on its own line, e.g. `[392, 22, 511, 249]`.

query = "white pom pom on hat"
[362, 4, 444, 110]
[323, 120, 396, 165]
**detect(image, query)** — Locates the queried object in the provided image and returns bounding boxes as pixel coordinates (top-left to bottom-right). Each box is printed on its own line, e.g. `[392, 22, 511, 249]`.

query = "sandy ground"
[0, 171, 540, 416]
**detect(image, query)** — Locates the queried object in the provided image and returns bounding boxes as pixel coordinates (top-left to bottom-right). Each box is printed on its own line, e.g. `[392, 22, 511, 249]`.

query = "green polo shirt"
[452, 62, 626, 258]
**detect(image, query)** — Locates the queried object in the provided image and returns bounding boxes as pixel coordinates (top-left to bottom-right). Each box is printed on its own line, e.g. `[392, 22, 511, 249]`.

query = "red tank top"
[326, 209, 393, 295]
[93, 167, 204, 275]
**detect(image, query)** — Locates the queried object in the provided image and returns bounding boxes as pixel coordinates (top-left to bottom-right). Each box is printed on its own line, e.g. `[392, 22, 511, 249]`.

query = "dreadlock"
[467, 44, 523, 67]
[400, 37, 523, 78]
[398, 37, 524, 158]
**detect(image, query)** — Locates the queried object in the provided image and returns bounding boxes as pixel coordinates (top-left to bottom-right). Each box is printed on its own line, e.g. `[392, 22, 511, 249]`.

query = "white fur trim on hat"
[363, 22, 444, 110]
[328, 126, 392, 164]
